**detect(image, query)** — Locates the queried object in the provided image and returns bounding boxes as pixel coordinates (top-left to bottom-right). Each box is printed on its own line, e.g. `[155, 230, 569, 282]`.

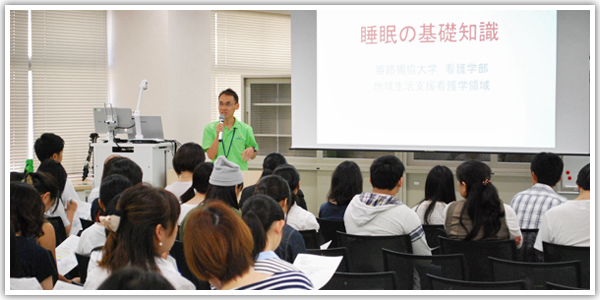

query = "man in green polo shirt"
[202, 88, 258, 170]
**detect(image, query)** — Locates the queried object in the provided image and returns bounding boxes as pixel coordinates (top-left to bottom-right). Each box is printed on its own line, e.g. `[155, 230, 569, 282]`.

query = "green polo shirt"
[202, 117, 258, 171]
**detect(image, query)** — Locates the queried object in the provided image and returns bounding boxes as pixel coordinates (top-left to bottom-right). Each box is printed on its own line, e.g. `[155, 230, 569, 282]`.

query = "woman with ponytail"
[443, 160, 522, 247]
[273, 164, 319, 232]
[242, 194, 302, 274]
[178, 162, 214, 225]
[413, 165, 456, 225]
[239, 152, 287, 209]
[83, 184, 194, 290]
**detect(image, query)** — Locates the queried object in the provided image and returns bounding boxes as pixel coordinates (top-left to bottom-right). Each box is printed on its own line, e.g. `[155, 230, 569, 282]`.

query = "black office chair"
[422, 224, 447, 252]
[46, 216, 67, 246]
[306, 247, 352, 272]
[75, 253, 91, 284]
[489, 257, 581, 290]
[546, 281, 585, 290]
[427, 274, 528, 290]
[321, 271, 399, 290]
[299, 229, 320, 249]
[438, 236, 517, 282]
[517, 228, 539, 262]
[316, 218, 345, 248]
[169, 240, 211, 290]
[337, 232, 412, 272]
[80, 218, 95, 232]
[383, 249, 468, 290]
[543, 241, 590, 289]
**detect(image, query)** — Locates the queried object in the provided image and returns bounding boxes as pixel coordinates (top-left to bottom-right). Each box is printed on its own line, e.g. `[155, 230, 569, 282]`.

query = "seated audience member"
[534, 163, 590, 252]
[178, 162, 214, 225]
[273, 164, 319, 231]
[90, 157, 143, 221]
[444, 160, 522, 248]
[319, 160, 363, 220]
[344, 155, 431, 256]
[253, 175, 307, 263]
[87, 155, 121, 203]
[239, 152, 287, 209]
[10, 219, 54, 290]
[178, 157, 244, 239]
[77, 174, 132, 255]
[242, 194, 302, 274]
[183, 201, 313, 290]
[34, 133, 81, 213]
[37, 159, 80, 235]
[97, 266, 175, 290]
[83, 185, 194, 290]
[165, 142, 206, 200]
[412, 165, 456, 225]
[511, 152, 567, 229]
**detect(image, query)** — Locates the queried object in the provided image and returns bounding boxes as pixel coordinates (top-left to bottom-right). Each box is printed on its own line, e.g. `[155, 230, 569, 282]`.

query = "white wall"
[108, 10, 212, 144]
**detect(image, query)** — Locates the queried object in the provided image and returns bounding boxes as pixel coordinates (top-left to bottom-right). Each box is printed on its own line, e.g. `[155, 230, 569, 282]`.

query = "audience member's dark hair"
[254, 175, 291, 212]
[101, 155, 122, 181]
[417, 165, 456, 225]
[172, 142, 205, 175]
[530, 152, 564, 186]
[25, 171, 60, 214]
[97, 266, 175, 290]
[10, 171, 25, 182]
[36, 159, 67, 212]
[10, 224, 19, 277]
[576, 163, 590, 191]
[10, 182, 46, 239]
[273, 164, 301, 208]
[180, 162, 214, 204]
[99, 184, 180, 273]
[260, 153, 287, 178]
[327, 161, 363, 206]
[99, 174, 132, 214]
[108, 157, 143, 185]
[205, 182, 243, 210]
[184, 201, 254, 283]
[218, 88, 239, 104]
[241, 195, 285, 260]
[34, 133, 64, 162]
[456, 160, 504, 241]
[370, 155, 405, 190]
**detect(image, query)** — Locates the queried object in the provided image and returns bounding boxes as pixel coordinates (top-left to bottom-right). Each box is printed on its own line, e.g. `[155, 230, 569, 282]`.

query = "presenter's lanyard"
[221, 128, 236, 158]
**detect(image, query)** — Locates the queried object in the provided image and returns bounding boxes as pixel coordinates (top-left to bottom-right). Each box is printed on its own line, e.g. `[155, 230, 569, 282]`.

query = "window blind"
[31, 10, 107, 174]
[9, 10, 30, 172]
[210, 10, 291, 123]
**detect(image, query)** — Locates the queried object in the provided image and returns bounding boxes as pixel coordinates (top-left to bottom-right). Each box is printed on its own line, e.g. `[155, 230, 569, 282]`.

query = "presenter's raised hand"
[215, 123, 224, 136]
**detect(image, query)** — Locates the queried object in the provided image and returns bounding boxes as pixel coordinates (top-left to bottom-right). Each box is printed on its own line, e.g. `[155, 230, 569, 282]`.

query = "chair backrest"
[427, 274, 528, 290]
[383, 249, 468, 290]
[321, 271, 399, 290]
[317, 218, 346, 248]
[80, 218, 95, 232]
[299, 229, 320, 249]
[489, 257, 581, 290]
[517, 228, 539, 262]
[75, 253, 91, 284]
[543, 241, 590, 289]
[438, 236, 517, 282]
[337, 232, 412, 272]
[546, 281, 585, 290]
[169, 240, 211, 290]
[46, 216, 67, 246]
[306, 247, 352, 272]
[422, 224, 447, 250]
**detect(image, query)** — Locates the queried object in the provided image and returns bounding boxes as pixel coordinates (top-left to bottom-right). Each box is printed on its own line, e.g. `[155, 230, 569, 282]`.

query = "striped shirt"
[510, 183, 567, 229]
[254, 251, 301, 274]
[233, 271, 314, 290]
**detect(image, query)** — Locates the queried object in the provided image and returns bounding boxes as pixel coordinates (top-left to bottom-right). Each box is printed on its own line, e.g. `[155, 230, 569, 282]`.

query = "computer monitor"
[93, 107, 134, 134]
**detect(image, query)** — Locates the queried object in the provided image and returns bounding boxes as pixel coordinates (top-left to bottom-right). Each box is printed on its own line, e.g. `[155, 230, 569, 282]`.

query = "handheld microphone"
[218, 114, 225, 142]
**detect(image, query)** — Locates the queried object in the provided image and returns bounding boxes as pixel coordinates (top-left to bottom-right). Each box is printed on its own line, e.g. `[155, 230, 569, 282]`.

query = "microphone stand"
[82, 133, 99, 181]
